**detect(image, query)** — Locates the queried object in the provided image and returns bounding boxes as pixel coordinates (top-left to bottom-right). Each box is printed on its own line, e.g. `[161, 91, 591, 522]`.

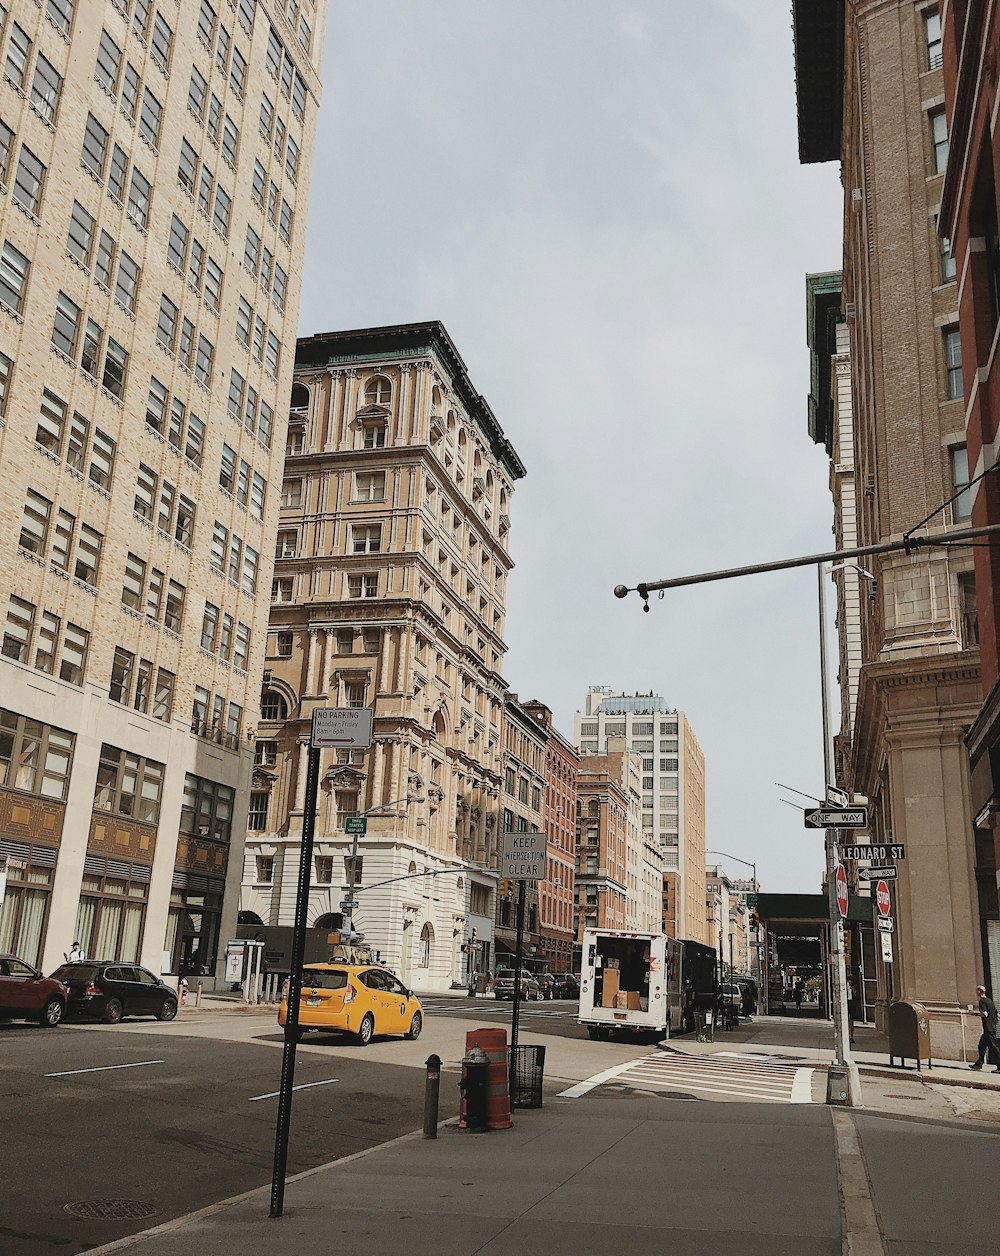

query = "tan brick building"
[240, 323, 525, 992]
[794, 0, 990, 1051]
[0, 0, 325, 981]
[496, 694, 545, 970]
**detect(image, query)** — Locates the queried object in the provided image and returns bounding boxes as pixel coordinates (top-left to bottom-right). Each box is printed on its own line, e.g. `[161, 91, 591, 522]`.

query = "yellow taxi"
[278, 964, 423, 1046]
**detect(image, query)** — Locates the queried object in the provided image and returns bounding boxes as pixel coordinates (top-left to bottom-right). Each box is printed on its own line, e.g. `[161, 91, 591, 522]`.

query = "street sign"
[500, 830, 547, 882]
[746, 893, 758, 908]
[877, 916, 894, 933]
[875, 879, 892, 917]
[880, 931, 893, 964]
[344, 815, 367, 835]
[836, 864, 849, 918]
[858, 866, 898, 881]
[310, 706, 373, 749]
[839, 843, 905, 862]
[826, 786, 850, 807]
[804, 806, 869, 829]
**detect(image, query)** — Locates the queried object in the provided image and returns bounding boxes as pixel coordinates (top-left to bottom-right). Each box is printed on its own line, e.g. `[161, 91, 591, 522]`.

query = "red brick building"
[523, 701, 579, 972]
[940, 3, 1000, 979]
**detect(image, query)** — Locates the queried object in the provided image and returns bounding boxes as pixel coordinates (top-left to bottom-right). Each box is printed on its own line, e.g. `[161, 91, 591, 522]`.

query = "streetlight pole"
[706, 850, 759, 1004]
[341, 786, 425, 934]
[818, 564, 860, 1106]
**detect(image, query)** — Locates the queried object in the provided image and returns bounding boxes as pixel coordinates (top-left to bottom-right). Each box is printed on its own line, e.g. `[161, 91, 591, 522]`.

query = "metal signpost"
[270, 707, 372, 1219]
[500, 831, 546, 1055]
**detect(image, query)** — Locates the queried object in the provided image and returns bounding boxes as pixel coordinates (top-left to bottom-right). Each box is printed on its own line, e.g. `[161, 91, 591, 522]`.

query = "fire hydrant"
[459, 1045, 490, 1133]
[179, 978, 189, 1008]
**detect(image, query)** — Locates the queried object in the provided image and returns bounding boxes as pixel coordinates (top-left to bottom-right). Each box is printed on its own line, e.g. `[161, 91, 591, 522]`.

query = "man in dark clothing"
[969, 985, 1000, 1071]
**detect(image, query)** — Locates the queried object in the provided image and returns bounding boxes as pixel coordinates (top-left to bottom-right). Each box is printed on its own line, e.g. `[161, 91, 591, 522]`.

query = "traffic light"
[499, 880, 515, 900]
[749, 911, 760, 933]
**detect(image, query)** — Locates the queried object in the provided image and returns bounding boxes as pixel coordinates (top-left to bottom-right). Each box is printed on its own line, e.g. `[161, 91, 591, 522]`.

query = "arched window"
[432, 385, 441, 408]
[418, 922, 433, 968]
[260, 690, 288, 721]
[313, 913, 340, 929]
[364, 375, 391, 406]
[290, 382, 309, 411]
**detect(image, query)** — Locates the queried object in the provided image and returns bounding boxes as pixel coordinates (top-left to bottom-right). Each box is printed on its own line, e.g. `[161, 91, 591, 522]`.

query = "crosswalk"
[560, 1050, 815, 1104]
[419, 997, 573, 1020]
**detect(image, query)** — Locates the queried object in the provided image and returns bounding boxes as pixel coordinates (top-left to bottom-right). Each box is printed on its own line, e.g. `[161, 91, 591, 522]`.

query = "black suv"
[49, 962, 178, 1024]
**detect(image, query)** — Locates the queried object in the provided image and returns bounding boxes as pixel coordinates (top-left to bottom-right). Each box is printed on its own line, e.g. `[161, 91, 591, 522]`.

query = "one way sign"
[803, 806, 869, 829]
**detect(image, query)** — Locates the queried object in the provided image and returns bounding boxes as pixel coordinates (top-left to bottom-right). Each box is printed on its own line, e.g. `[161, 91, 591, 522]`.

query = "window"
[275, 631, 293, 658]
[12, 147, 45, 216]
[60, 623, 88, 685]
[362, 421, 386, 449]
[157, 295, 178, 351]
[19, 489, 50, 555]
[81, 114, 109, 179]
[254, 739, 277, 767]
[260, 690, 287, 720]
[348, 573, 378, 599]
[352, 524, 382, 554]
[121, 61, 140, 121]
[241, 546, 258, 595]
[0, 351, 11, 417]
[219, 444, 236, 493]
[944, 324, 963, 399]
[46, 0, 74, 35]
[344, 680, 366, 709]
[281, 478, 302, 507]
[4, 22, 31, 88]
[127, 167, 151, 229]
[94, 744, 164, 822]
[2, 596, 33, 662]
[959, 570, 979, 647]
[197, 0, 216, 45]
[248, 799, 269, 834]
[315, 855, 333, 884]
[181, 773, 235, 843]
[151, 12, 173, 71]
[36, 389, 65, 454]
[0, 707, 75, 800]
[97, 30, 122, 93]
[926, 9, 942, 71]
[951, 445, 972, 521]
[362, 629, 380, 654]
[115, 251, 140, 312]
[108, 144, 129, 203]
[200, 601, 219, 651]
[354, 471, 386, 502]
[213, 185, 231, 237]
[139, 88, 163, 149]
[0, 241, 30, 314]
[930, 108, 948, 174]
[336, 791, 359, 828]
[233, 622, 250, 671]
[30, 54, 62, 124]
[272, 577, 292, 603]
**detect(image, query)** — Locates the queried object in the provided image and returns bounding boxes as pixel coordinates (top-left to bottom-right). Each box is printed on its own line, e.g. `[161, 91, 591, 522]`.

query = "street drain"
[64, 1200, 160, 1221]
[881, 1094, 927, 1100]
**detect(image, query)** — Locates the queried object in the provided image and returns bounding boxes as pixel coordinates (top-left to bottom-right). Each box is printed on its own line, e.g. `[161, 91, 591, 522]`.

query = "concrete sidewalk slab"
[90, 1099, 843, 1256]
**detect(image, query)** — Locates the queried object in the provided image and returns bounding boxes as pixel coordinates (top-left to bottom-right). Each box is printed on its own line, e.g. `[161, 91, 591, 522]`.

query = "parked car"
[553, 973, 580, 998]
[537, 973, 559, 1000]
[493, 972, 541, 1000]
[0, 954, 67, 1027]
[719, 982, 743, 1009]
[49, 961, 178, 1023]
[734, 977, 758, 1016]
[278, 963, 423, 1045]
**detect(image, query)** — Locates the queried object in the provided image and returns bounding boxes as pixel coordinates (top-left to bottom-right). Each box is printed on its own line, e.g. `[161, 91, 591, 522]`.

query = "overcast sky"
[298, 1, 845, 894]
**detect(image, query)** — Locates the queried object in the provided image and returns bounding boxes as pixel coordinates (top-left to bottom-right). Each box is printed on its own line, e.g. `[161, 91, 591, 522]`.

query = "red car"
[0, 953, 67, 1027]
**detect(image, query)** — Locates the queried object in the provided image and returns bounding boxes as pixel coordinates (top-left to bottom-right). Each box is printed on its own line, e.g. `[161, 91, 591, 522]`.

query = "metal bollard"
[195, 980, 203, 1007]
[459, 1045, 490, 1133]
[424, 1054, 442, 1138]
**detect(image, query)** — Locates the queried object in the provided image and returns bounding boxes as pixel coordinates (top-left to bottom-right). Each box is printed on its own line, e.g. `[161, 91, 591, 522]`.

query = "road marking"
[46, 1060, 164, 1077]
[558, 1058, 644, 1098]
[790, 1067, 815, 1104]
[249, 1077, 339, 1102]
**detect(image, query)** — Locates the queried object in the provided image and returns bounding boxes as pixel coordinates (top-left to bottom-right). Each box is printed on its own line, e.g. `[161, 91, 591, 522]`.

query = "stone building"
[939, 0, 1000, 990]
[794, 0, 989, 1050]
[0, 0, 325, 980]
[574, 760, 629, 944]
[240, 322, 525, 992]
[521, 700, 579, 973]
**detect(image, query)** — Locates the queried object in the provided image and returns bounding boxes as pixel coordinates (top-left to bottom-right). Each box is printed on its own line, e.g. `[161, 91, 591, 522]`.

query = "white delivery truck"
[578, 928, 717, 1041]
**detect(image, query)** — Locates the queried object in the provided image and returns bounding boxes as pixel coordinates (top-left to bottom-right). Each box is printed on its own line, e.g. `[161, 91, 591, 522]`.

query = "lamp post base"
[826, 1061, 862, 1106]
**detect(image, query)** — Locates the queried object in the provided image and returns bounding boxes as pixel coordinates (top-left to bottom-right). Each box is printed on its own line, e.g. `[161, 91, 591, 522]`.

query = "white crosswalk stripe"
[561, 1051, 815, 1104]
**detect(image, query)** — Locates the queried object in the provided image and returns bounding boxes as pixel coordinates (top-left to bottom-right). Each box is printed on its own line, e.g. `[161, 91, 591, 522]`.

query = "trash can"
[888, 1000, 932, 1071]
[508, 1044, 546, 1109]
[695, 1009, 714, 1043]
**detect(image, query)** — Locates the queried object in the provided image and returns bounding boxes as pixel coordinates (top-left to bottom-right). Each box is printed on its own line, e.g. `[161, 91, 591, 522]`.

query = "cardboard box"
[602, 970, 620, 1007]
[626, 991, 642, 1010]
[615, 991, 629, 1009]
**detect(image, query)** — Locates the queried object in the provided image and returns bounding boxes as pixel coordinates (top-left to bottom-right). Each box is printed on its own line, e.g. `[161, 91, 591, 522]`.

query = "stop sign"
[836, 864, 849, 918]
[875, 879, 891, 917]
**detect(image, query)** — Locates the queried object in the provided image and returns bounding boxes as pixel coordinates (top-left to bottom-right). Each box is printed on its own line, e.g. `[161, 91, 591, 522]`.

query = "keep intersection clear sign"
[500, 830, 547, 882]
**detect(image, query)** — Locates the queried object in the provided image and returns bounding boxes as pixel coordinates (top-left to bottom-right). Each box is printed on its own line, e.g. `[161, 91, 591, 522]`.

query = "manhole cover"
[64, 1200, 160, 1220]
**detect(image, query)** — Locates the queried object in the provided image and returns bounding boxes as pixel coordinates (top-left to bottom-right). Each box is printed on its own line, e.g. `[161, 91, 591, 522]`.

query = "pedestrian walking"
[968, 985, 1000, 1071]
[793, 977, 804, 1011]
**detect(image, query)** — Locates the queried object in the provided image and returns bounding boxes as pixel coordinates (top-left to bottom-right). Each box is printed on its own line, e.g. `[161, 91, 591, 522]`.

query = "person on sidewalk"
[969, 985, 1000, 1071]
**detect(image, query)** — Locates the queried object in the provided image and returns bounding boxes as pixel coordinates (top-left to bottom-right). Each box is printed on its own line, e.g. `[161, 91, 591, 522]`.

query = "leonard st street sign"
[500, 830, 547, 882]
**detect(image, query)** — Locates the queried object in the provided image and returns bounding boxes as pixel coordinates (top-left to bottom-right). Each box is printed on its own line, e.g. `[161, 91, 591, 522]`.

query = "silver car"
[493, 972, 541, 1000]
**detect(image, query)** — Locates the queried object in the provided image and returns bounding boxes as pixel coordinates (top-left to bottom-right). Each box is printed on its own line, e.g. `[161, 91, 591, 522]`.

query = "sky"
[298, 0, 845, 894]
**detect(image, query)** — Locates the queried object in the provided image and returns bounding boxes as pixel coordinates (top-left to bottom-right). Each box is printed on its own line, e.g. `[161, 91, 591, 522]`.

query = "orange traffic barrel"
[463, 1026, 512, 1130]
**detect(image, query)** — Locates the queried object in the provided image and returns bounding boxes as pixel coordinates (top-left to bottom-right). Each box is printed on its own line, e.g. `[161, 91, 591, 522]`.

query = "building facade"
[794, 0, 990, 1051]
[495, 694, 545, 969]
[574, 689, 707, 942]
[240, 322, 525, 992]
[522, 699, 579, 973]
[0, 0, 325, 981]
[574, 760, 628, 943]
[939, 0, 1000, 991]
[706, 865, 750, 977]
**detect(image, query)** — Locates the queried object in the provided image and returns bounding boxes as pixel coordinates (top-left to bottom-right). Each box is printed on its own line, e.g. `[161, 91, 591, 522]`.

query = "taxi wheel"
[355, 1013, 374, 1046]
[407, 1012, 422, 1040]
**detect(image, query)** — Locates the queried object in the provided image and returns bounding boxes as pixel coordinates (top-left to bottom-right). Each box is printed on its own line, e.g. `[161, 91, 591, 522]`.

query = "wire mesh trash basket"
[508, 1044, 546, 1109]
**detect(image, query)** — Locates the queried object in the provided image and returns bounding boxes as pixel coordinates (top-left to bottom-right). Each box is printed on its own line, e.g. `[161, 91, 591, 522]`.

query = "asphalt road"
[416, 994, 594, 1039]
[0, 1018, 426, 1255]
